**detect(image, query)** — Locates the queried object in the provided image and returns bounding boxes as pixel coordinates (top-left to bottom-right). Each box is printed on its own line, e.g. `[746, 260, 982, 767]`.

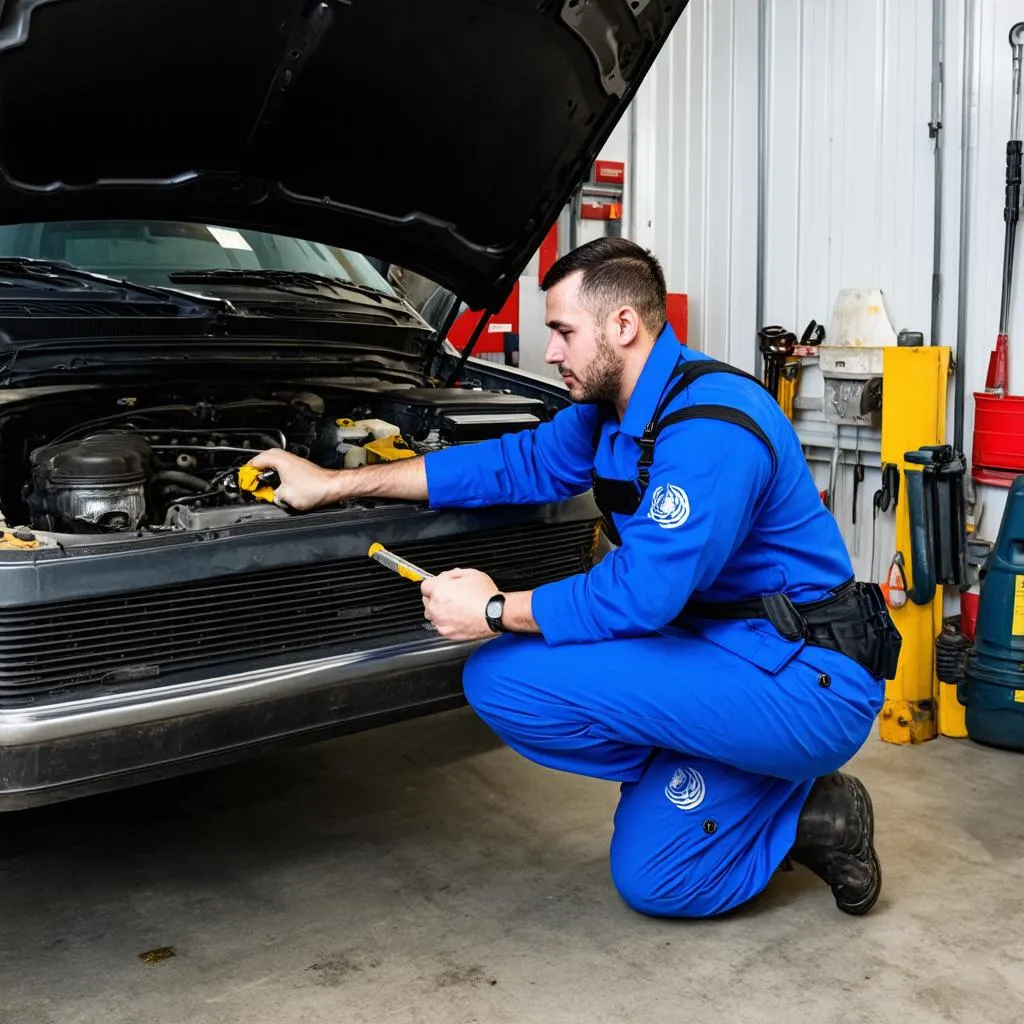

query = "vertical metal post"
[755, 0, 768, 379]
[929, 0, 944, 347]
[627, 100, 638, 241]
[953, 0, 977, 453]
[568, 185, 581, 252]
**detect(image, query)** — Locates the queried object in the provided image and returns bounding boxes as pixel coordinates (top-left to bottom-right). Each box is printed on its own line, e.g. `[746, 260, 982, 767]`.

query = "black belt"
[678, 579, 902, 681]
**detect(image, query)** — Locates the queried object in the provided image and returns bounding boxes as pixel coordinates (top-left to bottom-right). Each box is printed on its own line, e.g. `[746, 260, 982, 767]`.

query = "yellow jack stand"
[878, 346, 965, 744]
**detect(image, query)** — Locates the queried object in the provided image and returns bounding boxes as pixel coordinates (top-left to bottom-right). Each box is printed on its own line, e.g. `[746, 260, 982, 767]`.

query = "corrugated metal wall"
[622, 0, 1018, 583]
[517, 0, 1017, 582]
[631, 0, 759, 373]
[628, 0, 939, 579]
[760, 0, 936, 339]
[760, 0, 938, 582]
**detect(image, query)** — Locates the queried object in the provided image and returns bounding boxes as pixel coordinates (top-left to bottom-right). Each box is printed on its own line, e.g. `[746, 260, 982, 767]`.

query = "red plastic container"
[961, 590, 979, 642]
[973, 392, 1024, 474]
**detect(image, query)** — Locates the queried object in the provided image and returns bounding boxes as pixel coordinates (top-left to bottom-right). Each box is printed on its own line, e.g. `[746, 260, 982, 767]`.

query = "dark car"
[0, 0, 686, 810]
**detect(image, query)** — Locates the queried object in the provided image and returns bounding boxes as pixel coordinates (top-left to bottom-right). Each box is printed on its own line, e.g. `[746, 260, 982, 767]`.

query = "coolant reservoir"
[334, 418, 374, 445]
[354, 418, 401, 440]
[342, 445, 368, 468]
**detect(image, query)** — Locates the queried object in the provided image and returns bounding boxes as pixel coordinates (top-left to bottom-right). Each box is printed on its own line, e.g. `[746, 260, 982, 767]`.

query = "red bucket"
[973, 392, 1024, 473]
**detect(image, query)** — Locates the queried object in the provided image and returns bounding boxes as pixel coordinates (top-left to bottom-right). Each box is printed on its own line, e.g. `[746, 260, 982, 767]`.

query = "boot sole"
[834, 776, 882, 917]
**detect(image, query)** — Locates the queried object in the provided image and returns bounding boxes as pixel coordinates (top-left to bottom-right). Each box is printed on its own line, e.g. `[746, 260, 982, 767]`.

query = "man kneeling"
[253, 238, 899, 919]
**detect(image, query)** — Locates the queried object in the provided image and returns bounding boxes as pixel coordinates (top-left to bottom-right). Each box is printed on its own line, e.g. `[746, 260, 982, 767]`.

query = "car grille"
[0, 518, 600, 702]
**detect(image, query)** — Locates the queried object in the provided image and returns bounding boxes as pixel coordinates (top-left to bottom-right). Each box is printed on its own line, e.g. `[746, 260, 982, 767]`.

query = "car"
[0, 0, 687, 810]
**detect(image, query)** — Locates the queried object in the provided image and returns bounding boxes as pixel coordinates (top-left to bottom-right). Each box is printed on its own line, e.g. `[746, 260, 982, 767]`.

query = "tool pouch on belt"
[684, 580, 903, 681]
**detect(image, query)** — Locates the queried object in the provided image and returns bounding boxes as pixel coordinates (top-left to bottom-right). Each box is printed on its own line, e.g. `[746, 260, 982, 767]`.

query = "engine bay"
[0, 380, 546, 539]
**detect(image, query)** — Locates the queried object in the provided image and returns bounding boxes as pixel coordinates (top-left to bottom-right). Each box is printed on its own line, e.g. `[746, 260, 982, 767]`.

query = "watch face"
[486, 597, 504, 619]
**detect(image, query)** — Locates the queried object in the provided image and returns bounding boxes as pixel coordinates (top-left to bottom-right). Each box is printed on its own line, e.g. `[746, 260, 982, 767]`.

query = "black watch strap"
[485, 593, 507, 633]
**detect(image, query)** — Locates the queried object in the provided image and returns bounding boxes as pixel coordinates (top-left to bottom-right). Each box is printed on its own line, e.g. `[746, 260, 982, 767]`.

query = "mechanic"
[252, 237, 901, 920]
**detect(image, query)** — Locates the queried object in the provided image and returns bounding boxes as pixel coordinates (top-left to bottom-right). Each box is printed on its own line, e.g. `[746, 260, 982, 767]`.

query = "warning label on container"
[1014, 576, 1024, 636]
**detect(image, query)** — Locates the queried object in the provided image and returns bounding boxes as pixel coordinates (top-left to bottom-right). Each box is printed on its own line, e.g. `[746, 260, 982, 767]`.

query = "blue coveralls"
[423, 323, 884, 919]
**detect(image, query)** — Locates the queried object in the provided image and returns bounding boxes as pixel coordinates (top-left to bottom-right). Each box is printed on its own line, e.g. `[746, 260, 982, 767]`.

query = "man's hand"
[421, 568, 497, 641]
[250, 447, 429, 510]
[249, 449, 345, 511]
[421, 569, 540, 640]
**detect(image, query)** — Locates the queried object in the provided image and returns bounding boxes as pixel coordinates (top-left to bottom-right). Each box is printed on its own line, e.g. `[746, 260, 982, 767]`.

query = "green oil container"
[958, 474, 1024, 750]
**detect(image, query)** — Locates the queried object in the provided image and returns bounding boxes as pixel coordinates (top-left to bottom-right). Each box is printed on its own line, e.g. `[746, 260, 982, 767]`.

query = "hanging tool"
[826, 428, 841, 514]
[870, 463, 901, 583]
[764, 320, 823, 419]
[757, 325, 796, 405]
[776, 360, 800, 419]
[851, 460, 865, 558]
[852, 463, 865, 524]
[883, 553, 909, 610]
[886, 446, 968, 608]
[367, 542, 435, 583]
[985, 21, 1024, 395]
[801, 319, 826, 348]
[873, 463, 901, 514]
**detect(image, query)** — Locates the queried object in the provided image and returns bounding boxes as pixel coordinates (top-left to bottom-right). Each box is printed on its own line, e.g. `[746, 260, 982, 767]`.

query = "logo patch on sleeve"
[648, 484, 690, 528]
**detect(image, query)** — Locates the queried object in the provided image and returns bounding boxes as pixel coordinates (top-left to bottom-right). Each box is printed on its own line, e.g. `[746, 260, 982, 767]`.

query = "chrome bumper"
[0, 633, 483, 812]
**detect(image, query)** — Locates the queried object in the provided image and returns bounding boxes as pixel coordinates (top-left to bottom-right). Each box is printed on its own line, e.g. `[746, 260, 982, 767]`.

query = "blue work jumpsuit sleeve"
[530, 419, 775, 645]
[424, 403, 600, 507]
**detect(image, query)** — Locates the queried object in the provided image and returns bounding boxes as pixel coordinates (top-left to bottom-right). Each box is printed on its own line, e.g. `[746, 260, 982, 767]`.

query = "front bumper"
[0, 631, 482, 812]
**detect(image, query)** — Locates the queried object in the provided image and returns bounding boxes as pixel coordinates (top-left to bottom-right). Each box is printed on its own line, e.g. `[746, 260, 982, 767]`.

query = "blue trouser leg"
[462, 631, 883, 918]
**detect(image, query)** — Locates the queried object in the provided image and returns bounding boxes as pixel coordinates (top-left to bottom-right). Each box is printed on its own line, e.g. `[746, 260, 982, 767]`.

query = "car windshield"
[0, 220, 398, 297]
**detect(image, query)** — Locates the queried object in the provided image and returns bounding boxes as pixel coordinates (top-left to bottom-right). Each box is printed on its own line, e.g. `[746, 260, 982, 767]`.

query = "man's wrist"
[321, 469, 351, 506]
[498, 591, 539, 634]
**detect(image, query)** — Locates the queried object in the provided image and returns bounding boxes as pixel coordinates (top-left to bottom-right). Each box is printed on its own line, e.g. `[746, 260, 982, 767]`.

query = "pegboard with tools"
[757, 290, 929, 585]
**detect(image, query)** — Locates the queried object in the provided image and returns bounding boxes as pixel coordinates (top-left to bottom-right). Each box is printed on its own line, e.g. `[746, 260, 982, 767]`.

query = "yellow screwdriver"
[367, 542, 435, 583]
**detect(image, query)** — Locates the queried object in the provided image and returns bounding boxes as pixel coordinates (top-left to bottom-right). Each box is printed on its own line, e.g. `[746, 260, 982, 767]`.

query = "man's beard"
[562, 328, 623, 404]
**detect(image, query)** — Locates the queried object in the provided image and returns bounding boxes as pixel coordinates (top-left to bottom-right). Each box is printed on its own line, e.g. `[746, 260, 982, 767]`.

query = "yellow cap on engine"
[365, 435, 416, 463]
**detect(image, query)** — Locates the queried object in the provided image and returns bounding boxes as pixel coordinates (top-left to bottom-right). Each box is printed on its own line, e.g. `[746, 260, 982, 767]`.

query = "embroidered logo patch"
[665, 766, 706, 811]
[648, 484, 690, 528]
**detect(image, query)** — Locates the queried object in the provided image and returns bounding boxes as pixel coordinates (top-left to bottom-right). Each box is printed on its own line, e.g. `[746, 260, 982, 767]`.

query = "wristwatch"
[484, 593, 507, 634]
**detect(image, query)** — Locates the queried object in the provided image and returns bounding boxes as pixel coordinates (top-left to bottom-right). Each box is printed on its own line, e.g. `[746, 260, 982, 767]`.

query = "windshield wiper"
[0, 258, 234, 315]
[167, 268, 387, 304]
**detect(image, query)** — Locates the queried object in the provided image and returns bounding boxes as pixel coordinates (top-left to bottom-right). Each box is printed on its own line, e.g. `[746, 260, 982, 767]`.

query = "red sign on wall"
[593, 160, 625, 185]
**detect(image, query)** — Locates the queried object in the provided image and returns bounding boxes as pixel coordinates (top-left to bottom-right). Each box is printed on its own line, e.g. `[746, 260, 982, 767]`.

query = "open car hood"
[0, 0, 688, 312]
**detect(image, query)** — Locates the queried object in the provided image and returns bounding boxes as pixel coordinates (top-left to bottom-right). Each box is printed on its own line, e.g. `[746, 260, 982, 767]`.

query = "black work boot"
[789, 771, 881, 916]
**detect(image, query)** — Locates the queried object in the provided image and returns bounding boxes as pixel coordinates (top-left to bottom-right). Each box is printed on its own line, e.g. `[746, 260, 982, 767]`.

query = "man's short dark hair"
[540, 237, 667, 335]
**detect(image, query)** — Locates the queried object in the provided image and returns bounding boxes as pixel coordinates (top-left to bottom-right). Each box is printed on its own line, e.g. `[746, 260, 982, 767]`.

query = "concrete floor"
[2, 708, 1023, 1024]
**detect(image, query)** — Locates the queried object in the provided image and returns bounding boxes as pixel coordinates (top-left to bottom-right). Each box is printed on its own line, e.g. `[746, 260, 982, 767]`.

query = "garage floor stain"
[1, 707, 1023, 1024]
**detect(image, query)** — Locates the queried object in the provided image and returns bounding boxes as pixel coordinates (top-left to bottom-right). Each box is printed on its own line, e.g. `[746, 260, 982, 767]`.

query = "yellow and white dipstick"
[367, 542, 434, 583]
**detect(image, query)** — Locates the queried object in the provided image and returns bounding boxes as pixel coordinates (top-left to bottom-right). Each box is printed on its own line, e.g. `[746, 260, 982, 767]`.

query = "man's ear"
[609, 306, 641, 348]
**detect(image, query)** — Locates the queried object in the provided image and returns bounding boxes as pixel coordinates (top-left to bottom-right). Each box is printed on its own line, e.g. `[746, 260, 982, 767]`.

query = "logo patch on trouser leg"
[665, 766, 706, 810]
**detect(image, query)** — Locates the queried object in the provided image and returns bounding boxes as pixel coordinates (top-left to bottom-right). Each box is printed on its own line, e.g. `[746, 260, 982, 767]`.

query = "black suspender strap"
[653, 405, 778, 470]
[591, 357, 778, 509]
[635, 360, 776, 490]
[649, 359, 766, 431]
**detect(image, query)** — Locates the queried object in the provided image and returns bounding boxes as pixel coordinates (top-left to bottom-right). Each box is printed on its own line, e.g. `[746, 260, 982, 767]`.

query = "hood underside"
[0, 0, 688, 312]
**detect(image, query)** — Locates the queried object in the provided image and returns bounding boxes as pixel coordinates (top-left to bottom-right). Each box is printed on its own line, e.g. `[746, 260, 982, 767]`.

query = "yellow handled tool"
[367, 542, 434, 583]
[776, 358, 801, 421]
[236, 464, 280, 504]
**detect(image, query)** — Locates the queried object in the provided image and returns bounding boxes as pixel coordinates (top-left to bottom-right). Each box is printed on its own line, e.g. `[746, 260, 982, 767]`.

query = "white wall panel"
[516, 0, 1019, 580]
[758, 0, 939, 581]
[762, 0, 936, 340]
[633, 0, 760, 371]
